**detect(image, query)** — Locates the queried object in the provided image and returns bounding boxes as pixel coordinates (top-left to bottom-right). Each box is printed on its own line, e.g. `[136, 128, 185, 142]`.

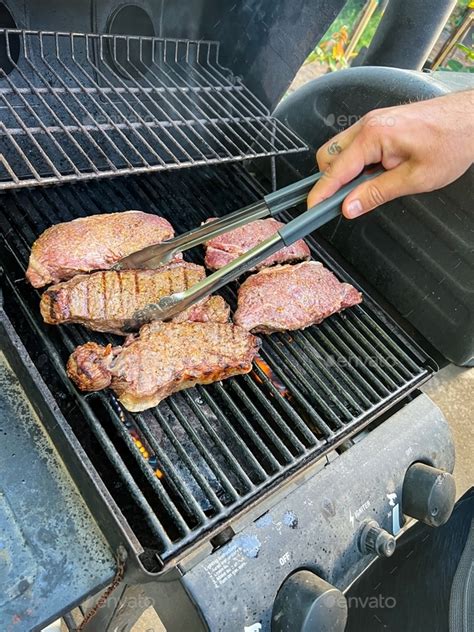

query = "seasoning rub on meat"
[204, 217, 311, 271]
[233, 261, 362, 333]
[40, 261, 230, 335]
[67, 321, 260, 412]
[26, 211, 176, 288]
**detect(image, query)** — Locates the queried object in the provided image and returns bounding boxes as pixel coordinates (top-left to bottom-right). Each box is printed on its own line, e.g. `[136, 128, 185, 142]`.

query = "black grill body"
[0, 157, 457, 631]
[0, 2, 463, 630]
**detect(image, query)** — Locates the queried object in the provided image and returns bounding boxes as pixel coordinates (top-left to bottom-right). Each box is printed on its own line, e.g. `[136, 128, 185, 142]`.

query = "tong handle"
[279, 168, 383, 246]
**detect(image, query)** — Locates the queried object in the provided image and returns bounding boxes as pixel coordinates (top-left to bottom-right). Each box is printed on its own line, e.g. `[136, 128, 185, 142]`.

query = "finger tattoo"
[328, 141, 342, 155]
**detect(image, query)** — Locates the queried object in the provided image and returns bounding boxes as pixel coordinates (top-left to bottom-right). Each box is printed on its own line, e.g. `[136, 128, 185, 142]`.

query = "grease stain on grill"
[234, 534, 261, 559]
[282, 510, 298, 529]
[255, 512, 273, 528]
[321, 497, 336, 519]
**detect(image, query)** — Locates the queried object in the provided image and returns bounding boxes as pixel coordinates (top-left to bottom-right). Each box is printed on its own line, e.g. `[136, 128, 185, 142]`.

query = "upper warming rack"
[0, 29, 307, 190]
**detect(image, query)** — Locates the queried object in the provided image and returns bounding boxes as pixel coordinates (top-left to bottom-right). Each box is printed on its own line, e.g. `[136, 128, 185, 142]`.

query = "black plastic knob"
[402, 463, 456, 527]
[272, 570, 347, 632]
[358, 520, 396, 558]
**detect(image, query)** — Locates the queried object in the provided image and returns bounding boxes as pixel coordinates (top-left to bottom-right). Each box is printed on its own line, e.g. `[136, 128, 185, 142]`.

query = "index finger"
[307, 123, 384, 208]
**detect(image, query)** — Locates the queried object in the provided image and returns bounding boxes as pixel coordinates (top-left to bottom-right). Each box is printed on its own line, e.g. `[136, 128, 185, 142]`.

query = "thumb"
[342, 164, 411, 218]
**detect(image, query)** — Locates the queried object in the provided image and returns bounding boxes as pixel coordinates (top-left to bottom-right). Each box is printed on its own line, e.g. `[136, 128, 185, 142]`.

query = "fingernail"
[346, 199, 364, 218]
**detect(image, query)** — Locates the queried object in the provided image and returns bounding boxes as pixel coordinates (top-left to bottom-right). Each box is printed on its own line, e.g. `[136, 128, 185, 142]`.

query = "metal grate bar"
[319, 320, 393, 396]
[140, 406, 226, 512]
[224, 380, 295, 463]
[0, 30, 306, 190]
[289, 333, 368, 413]
[101, 399, 201, 532]
[178, 391, 256, 492]
[195, 384, 273, 478]
[240, 375, 310, 452]
[165, 50, 288, 155]
[303, 325, 383, 403]
[244, 367, 321, 447]
[162, 397, 242, 501]
[266, 335, 352, 425]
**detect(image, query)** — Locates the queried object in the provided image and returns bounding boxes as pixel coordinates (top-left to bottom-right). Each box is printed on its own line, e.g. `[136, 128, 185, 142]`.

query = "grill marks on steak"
[40, 262, 230, 334]
[233, 261, 362, 333]
[67, 322, 260, 412]
[204, 218, 311, 271]
[26, 211, 176, 288]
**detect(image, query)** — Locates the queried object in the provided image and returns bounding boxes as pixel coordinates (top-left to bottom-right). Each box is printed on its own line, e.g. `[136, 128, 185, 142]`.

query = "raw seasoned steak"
[233, 261, 362, 333]
[40, 262, 229, 334]
[204, 218, 311, 271]
[26, 211, 176, 288]
[67, 322, 260, 412]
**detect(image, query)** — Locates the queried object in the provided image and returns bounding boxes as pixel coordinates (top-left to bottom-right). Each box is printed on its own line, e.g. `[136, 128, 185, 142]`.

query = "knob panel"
[272, 570, 347, 632]
[402, 462, 456, 527]
[358, 520, 396, 558]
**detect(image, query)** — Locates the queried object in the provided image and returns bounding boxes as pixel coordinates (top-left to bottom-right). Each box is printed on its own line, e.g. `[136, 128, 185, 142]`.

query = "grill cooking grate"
[0, 29, 306, 190]
[0, 163, 434, 568]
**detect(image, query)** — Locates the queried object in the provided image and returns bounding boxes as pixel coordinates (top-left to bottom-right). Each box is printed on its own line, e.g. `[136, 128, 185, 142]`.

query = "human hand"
[307, 90, 474, 218]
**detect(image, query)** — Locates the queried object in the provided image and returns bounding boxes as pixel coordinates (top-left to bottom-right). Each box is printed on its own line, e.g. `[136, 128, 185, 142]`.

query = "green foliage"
[440, 41, 474, 73]
[306, 26, 351, 70]
[456, 42, 474, 61]
[305, 0, 384, 71]
[305, 0, 472, 73]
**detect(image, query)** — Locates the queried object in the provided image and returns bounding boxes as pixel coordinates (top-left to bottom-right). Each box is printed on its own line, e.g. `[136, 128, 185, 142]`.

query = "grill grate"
[0, 29, 306, 190]
[0, 163, 434, 568]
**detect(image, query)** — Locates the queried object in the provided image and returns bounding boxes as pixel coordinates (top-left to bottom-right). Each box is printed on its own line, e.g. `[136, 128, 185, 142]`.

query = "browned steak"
[204, 218, 311, 271]
[67, 321, 260, 412]
[40, 262, 229, 335]
[26, 211, 176, 288]
[233, 261, 362, 333]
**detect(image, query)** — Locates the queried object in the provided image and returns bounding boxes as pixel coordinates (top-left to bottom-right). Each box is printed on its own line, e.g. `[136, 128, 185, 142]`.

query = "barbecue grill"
[0, 2, 472, 631]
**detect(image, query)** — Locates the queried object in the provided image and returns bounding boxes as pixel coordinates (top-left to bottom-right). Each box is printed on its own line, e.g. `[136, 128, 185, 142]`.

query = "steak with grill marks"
[204, 217, 311, 271]
[26, 211, 176, 288]
[67, 321, 260, 412]
[233, 261, 362, 333]
[40, 261, 230, 335]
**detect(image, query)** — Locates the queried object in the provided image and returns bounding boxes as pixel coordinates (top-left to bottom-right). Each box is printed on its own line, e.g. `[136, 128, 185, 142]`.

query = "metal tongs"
[118, 167, 382, 329]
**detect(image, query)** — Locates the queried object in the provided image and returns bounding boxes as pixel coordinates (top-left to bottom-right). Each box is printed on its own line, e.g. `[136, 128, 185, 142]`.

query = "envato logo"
[323, 592, 397, 610]
[318, 353, 397, 370]
[323, 113, 396, 128]
[98, 593, 154, 610]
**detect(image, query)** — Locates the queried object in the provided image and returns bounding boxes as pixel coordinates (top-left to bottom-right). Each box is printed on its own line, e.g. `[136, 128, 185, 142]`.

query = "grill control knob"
[272, 570, 347, 632]
[358, 520, 396, 558]
[402, 462, 456, 527]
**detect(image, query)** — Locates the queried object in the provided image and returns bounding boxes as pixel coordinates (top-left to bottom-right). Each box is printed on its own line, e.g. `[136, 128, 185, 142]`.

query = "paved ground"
[422, 365, 473, 498]
[129, 366, 473, 631]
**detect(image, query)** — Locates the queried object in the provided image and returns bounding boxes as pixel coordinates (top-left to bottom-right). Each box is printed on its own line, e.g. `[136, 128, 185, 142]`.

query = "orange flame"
[252, 356, 290, 398]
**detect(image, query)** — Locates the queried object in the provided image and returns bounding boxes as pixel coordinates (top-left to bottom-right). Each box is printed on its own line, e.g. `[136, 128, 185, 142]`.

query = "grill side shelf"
[0, 29, 306, 190]
[0, 301, 118, 630]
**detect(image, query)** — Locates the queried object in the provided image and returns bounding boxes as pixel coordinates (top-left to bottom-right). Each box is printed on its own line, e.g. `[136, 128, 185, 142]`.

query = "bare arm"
[307, 90, 474, 218]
